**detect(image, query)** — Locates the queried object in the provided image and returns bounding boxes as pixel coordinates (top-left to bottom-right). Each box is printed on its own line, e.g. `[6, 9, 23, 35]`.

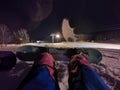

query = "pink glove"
[37, 52, 56, 80]
[69, 54, 90, 73]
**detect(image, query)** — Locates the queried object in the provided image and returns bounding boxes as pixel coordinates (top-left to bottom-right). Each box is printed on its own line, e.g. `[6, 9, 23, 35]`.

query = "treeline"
[0, 24, 30, 46]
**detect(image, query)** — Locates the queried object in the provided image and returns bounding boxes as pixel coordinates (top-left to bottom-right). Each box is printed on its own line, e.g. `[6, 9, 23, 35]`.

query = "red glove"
[37, 52, 56, 80]
[69, 54, 90, 73]
[71, 54, 90, 66]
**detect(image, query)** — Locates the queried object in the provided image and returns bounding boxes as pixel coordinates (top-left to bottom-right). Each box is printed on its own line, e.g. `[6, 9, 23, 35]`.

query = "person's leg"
[17, 52, 60, 90]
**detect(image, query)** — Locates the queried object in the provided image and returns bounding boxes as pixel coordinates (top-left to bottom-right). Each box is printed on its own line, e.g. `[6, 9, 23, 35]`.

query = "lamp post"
[50, 33, 61, 43]
[56, 34, 60, 42]
[50, 33, 55, 43]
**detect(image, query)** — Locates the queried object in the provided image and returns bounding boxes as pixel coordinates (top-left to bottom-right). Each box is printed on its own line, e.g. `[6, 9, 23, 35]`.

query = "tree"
[0, 24, 13, 46]
[13, 28, 30, 44]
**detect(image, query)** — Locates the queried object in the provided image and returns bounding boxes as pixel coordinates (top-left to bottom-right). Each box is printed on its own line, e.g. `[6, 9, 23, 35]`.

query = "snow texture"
[0, 45, 120, 90]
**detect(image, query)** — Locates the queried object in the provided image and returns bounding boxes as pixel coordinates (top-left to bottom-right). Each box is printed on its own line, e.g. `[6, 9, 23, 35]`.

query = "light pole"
[50, 33, 55, 43]
[50, 33, 61, 43]
[56, 34, 60, 42]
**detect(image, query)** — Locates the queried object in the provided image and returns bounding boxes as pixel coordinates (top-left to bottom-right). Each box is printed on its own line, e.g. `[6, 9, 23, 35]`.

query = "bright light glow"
[56, 34, 60, 38]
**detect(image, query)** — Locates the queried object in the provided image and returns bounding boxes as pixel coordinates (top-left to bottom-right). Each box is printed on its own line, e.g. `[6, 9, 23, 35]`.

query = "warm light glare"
[56, 34, 60, 38]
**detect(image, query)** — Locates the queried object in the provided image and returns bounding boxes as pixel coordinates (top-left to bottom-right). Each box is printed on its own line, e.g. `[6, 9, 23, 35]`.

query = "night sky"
[0, 0, 120, 40]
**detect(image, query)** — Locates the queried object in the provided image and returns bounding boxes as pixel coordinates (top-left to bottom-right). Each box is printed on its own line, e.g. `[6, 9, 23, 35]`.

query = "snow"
[0, 43, 120, 90]
[0, 59, 32, 90]
[25, 42, 120, 50]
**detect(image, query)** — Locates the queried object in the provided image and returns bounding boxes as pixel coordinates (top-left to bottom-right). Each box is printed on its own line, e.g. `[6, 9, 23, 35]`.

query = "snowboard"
[15, 44, 102, 64]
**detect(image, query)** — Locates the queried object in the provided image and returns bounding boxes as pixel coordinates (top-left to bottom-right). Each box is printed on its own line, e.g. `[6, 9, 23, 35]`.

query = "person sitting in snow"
[17, 52, 60, 90]
[17, 48, 110, 90]
[67, 49, 110, 90]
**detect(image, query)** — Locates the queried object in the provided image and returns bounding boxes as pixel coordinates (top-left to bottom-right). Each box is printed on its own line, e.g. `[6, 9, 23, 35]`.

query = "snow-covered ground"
[25, 42, 120, 49]
[92, 49, 120, 90]
[0, 43, 120, 90]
